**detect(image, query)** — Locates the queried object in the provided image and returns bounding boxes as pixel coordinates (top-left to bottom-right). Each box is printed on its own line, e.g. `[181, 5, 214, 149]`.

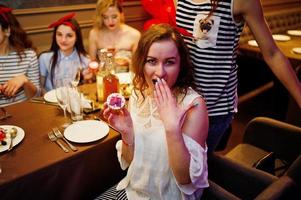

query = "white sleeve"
[177, 134, 209, 195]
[115, 140, 130, 170]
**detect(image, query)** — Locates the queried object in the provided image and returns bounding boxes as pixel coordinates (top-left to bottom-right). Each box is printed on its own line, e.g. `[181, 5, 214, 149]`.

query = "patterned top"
[39, 49, 90, 91]
[116, 88, 208, 200]
[0, 49, 40, 106]
[176, 0, 244, 116]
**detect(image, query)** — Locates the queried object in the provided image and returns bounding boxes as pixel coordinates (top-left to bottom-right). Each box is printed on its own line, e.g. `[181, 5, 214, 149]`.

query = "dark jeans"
[207, 113, 234, 153]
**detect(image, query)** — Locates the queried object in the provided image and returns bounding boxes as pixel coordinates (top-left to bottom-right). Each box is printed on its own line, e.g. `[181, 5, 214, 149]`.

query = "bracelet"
[122, 139, 134, 146]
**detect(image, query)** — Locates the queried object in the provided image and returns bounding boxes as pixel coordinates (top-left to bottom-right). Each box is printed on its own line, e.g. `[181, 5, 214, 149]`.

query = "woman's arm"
[103, 103, 135, 164]
[88, 29, 98, 61]
[154, 79, 208, 185]
[2, 51, 40, 98]
[235, 0, 301, 107]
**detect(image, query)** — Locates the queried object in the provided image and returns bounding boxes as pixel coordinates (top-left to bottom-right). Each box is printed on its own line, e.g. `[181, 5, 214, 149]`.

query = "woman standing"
[175, 0, 301, 152]
[0, 4, 40, 106]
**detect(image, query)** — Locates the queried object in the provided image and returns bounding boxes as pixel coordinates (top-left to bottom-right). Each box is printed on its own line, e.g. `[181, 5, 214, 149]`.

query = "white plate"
[247, 40, 258, 47]
[0, 125, 25, 152]
[272, 34, 291, 41]
[44, 90, 57, 103]
[116, 72, 132, 84]
[287, 30, 301, 36]
[64, 120, 109, 143]
[292, 47, 301, 54]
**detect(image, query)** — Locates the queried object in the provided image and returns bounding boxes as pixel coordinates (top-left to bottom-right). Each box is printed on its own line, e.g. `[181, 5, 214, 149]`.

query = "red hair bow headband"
[48, 13, 76, 31]
[141, 0, 192, 37]
[0, 7, 13, 23]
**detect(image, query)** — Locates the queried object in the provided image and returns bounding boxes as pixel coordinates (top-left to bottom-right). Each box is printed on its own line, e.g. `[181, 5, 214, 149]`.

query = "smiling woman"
[38, 13, 92, 93]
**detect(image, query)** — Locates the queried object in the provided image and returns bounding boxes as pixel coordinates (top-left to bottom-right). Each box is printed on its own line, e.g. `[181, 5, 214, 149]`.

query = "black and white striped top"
[0, 49, 40, 106]
[176, 0, 244, 116]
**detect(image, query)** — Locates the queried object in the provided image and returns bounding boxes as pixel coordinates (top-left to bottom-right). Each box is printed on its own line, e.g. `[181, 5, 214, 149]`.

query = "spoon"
[8, 127, 17, 151]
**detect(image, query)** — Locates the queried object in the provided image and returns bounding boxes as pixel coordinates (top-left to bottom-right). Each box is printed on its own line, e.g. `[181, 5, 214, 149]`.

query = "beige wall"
[14, 1, 149, 54]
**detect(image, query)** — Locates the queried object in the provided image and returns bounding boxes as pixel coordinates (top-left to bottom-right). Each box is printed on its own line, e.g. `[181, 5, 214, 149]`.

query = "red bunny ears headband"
[141, 0, 192, 37]
[0, 6, 12, 23]
[48, 13, 76, 30]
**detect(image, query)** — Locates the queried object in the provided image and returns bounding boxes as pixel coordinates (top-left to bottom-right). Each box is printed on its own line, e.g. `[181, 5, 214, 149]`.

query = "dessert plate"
[0, 125, 25, 152]
[272, 34, 291, 41]
[64, 120, 109, 143]
[287, 30, 301, 36]
[44, 90, 58, 103]
[292, 47, 301, 54]
[247, 40, 258, 47]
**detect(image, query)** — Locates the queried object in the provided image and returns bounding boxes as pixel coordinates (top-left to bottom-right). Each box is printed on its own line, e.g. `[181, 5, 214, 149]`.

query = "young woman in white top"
[88, 0, 141, 62]
[97, 24, 209, 200]
[0, 4, 40, 106]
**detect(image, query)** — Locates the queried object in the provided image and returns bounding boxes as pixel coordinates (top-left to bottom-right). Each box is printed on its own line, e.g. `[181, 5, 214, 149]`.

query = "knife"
[30, 98, 58, 106]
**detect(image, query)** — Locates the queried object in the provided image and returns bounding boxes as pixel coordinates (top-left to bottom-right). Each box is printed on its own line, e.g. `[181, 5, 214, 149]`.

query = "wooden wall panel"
[13, 1, 149, 53]
[12, 0, 299, 53]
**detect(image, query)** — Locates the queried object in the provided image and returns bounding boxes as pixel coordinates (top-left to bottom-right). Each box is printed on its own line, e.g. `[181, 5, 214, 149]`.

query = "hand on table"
[1, 74, 28, 97]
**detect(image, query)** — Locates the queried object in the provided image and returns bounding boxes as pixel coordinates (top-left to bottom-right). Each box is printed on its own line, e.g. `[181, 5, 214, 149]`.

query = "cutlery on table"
[0, 107, 12, 121]
[8, 127, 18, 151]
[30, 98, 58, 106]
[48, 132, 69, 153]
[53, 128, 78, 152]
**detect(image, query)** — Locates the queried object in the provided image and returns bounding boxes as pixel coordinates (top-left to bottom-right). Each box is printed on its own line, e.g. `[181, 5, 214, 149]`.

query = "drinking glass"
[68, 87, 83, 121]
[55, 79, 69, 118]
[71, 63, 83, 87]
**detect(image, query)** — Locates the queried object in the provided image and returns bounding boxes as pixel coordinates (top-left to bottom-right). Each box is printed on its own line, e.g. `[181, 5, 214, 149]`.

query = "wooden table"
[239, 33, 301, 126]
[0, 93, 125, 199]
[239, 34, 301, 68]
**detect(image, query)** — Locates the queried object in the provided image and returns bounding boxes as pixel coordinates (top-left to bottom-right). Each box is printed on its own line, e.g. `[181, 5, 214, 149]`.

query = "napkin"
[65, 96, 92, 113]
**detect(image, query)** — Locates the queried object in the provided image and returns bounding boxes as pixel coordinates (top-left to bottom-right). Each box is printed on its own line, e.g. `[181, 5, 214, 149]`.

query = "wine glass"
[55, 79, 69, 118]
[71, 62, 83, 87]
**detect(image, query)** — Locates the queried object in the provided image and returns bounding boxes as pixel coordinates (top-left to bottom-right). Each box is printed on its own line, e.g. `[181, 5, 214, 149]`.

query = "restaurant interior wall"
[12, 1, 149, 54]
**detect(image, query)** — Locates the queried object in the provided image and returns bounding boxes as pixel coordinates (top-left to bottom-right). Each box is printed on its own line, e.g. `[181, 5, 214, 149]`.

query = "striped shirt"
[176, 0, 244, 116]
[0, 49, 40, 107]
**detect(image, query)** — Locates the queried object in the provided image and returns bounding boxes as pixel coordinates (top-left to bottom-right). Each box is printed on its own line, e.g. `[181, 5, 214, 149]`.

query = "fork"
[53, 128, 78, 151]
[48, 132, 69, 153]
[0, 107, 12, 121]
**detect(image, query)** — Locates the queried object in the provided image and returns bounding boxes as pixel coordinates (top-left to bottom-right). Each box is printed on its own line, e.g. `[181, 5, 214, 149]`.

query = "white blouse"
[116, 88, 209, 200]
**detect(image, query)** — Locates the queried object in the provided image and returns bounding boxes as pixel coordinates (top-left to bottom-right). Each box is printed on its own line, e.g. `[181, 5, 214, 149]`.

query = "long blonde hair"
[94, 0, 124, 30]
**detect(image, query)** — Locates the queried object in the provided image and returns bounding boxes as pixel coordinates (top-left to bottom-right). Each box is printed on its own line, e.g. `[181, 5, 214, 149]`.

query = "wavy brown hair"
[0, 4, 35, 59]
[132, 23, 196, 102]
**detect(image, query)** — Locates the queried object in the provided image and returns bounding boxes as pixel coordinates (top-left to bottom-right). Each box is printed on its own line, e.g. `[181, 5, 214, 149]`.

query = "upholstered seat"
[202, 153, 301, 200]
[225, 117, 301, 176]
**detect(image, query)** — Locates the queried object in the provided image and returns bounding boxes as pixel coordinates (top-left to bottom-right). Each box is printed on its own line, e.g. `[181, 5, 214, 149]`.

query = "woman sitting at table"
[88, 0, 141, 66]
[0, 4, 40, 106]
[97, 24, 209, 200]
[39, 13, 91, 93]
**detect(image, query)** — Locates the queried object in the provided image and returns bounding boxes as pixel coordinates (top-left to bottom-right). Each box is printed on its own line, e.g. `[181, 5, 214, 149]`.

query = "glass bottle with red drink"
[103, 52, 119, 101]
